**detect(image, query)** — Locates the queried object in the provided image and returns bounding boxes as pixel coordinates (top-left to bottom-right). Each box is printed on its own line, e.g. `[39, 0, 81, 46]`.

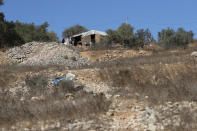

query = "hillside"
[0, 42, 197, 130]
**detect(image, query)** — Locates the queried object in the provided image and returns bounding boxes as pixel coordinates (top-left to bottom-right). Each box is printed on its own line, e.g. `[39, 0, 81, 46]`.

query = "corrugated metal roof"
[73, 30, 107, 38]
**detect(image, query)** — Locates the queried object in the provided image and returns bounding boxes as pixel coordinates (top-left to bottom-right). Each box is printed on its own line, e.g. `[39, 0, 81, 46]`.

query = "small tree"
[158, 28, 176, 49]
[15, 21, 58, 43]
[0, 14, 24, 48]
[158, 28, 193, 49]
[106, 23, 136, 47]
[117, 23, 135, 46]
[135, 29, 154, 48]
[47, 31, 59, 42]
[175, 28, 193, 48]
[34, 22, 50, 41]
[62, 25, 88, 38]
[106, 29, 120, 44]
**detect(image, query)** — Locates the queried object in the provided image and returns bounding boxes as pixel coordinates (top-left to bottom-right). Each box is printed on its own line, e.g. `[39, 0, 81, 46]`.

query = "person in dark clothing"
[71, 37, 74, 45]
[62, 38, 65, 43]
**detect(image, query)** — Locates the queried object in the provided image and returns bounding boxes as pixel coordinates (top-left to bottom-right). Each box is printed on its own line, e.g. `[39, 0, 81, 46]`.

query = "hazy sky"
[1, 0, 197, 39]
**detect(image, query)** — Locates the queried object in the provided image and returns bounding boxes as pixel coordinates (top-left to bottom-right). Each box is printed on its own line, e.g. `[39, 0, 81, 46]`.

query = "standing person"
[71, 37, 74, 46]
[65, 38, 70, 45]
[69, 37, 72, 44]
[62, 38, 65, 43]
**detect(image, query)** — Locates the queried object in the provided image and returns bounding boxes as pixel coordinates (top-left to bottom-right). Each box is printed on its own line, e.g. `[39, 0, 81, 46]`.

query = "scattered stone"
[148, 123, 156, 131]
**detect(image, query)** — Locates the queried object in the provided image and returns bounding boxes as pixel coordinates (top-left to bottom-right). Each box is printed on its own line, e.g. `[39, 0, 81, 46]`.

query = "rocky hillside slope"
[0, 42, 197, 130]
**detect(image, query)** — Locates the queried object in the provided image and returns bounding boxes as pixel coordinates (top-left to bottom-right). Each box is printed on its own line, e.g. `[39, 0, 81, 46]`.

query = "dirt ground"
[80, 49, 152, 62]
[0, 51, 9, 65]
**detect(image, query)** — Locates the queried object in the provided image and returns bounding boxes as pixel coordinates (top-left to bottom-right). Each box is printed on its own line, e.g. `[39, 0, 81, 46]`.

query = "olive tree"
[158, 28, 193, 49]
[135, 29, 154, 48]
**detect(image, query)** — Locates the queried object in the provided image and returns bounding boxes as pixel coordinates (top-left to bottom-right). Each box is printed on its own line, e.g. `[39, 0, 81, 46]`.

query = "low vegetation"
[1, 0, 197, 130]
[97, 51, 197, 130]
[0, 42, 197, 129]
[0, 67, 111, 127]
[99, 52, 197, 104]
[87, 23, 193, 50]
[106, 23, 154, 48]
[158, 28, 194, 49]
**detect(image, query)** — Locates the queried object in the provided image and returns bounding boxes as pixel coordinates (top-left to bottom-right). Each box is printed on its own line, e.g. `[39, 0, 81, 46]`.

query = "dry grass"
[0, 91, 110, 126]
[0, 45, 197, 129]
[98, 51, 197, 104]
[98, 51, 197, 130]
[94, 51, 192, 68]
[0, 66, 111, 127]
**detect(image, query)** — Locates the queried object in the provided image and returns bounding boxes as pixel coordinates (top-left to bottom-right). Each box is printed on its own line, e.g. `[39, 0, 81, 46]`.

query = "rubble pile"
[6, 42, 90, 67]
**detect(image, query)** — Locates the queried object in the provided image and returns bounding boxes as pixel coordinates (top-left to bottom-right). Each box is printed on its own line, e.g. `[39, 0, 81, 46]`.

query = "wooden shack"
[72, 30, 107, 46]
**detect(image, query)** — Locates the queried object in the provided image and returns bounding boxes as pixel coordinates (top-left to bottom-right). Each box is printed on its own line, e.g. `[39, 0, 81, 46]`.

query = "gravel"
[6, 42, 91, 68]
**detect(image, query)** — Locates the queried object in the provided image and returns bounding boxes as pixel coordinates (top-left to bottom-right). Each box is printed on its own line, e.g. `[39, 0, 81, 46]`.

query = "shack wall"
[82, 36, 91, 43]
[95, 35, 102, 43]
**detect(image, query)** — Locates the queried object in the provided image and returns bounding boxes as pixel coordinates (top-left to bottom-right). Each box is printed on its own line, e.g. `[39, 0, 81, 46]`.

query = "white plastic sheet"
[66, 73, 76, 80]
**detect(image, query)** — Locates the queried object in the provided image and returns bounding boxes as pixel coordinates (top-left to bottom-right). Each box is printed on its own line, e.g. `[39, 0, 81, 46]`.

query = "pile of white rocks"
[6, 42, 91, 68]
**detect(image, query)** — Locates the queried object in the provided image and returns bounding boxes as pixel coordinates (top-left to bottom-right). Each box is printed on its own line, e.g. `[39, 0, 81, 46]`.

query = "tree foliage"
[47, 31, 59, 42]
[135, 29, 154, 48]
[0, 0, 3, 5]
[0, 13, 24, 48]
[15, 21, 58, 42]
[175, 28, 194, 47]
[158, 28, 193, 49]
[106, 29, 120, 44]
[106, 23, 154, 48]
[106, 23, 135, 46]
[117, 23, 135, 46]
[0, 1, 59, 48]
[0, 19, 59, 48]
[62, 25, 88, 38]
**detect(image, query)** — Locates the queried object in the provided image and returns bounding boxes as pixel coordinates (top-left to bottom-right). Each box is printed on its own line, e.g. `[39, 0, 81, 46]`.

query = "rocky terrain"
[80, 49, 152, 63]
[6, 42, 90, 67]
[0, 42, 197, 130]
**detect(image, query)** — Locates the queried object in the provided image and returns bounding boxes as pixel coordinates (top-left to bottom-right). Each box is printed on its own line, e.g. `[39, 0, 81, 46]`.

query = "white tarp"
[73, 30, 107, 38]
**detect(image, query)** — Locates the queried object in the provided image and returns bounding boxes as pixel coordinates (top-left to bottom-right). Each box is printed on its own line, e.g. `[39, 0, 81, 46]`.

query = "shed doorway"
[91, 34, 95, 43]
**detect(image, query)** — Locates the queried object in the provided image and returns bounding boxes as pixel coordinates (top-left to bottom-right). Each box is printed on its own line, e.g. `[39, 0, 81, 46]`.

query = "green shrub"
[106, 23, 153, 48]
[158, 28, 193, 49]
[135, 29, 154, 48]
[0, 13, 24, 48]
[0, 1, 59, 49]
[106, 23, 135, 47]
[25, 74, 48, 96]
[14, 21, 58, 43]
[117, 23, 136, 46]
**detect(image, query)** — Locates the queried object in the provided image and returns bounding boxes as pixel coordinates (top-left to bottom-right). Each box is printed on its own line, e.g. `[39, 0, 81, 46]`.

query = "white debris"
[191, 51, 197, 57]
[66, 73, 76, 80]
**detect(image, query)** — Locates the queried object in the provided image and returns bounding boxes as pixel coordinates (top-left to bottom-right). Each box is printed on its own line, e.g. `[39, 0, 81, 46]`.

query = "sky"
[1, 0, 197, 39]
